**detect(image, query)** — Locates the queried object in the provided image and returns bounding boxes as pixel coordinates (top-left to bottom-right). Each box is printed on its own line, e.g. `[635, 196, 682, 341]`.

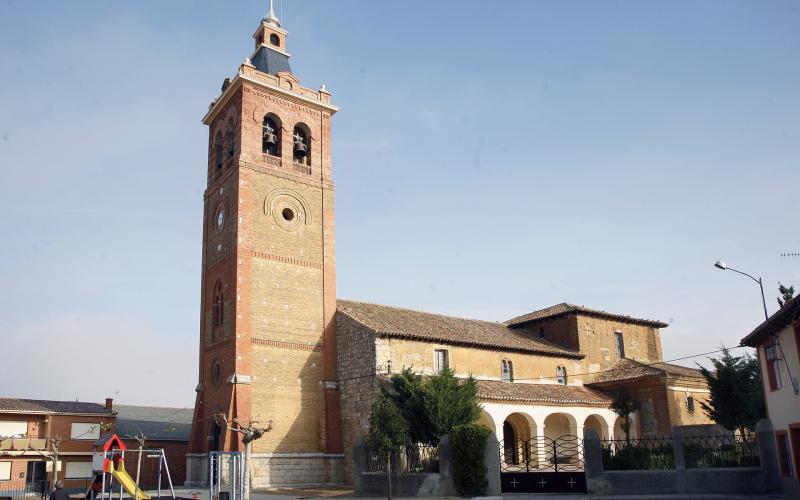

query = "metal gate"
[208, 452, 244, 500]
[499, 435, 586, 493]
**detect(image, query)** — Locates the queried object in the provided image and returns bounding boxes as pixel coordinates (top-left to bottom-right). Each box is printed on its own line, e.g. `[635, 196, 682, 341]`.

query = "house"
[114, 405, 192, 487]
[0, 398, 115, 495]
[741, 294, 800, 497]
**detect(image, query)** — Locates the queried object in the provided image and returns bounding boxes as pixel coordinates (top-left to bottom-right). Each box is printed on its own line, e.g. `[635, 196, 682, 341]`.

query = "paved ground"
[168, 488, 792, 500]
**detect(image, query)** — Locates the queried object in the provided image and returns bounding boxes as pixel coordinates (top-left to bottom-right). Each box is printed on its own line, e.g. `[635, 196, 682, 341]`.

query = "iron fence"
[683, 433, 760, 468]
[600, 437, 675, 470]
[366, 443, 439, 473]
[0, 479, 92, 499]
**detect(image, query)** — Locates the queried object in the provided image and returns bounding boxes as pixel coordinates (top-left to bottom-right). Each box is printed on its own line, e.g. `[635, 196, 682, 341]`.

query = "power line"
[334, 345, 750, 385]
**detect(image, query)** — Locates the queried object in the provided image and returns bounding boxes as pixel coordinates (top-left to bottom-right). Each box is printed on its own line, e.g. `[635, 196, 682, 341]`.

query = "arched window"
[556, 365, 567, 385]
[270, 33, 280, 47]
[501, 360, 514, 382]
[214, 131, 224, 175]
[225, 120, 235, 158]
[212, 280, 224, 339]
[262, 115, 281, 157]
[292, 125, 310, 165]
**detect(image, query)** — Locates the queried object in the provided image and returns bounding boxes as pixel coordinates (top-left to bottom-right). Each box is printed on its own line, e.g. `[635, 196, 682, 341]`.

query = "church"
[186, 5, 711, 487]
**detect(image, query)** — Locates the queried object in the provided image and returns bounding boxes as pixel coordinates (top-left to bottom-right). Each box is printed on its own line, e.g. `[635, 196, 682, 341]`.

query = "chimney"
[105, 398, 113, 411]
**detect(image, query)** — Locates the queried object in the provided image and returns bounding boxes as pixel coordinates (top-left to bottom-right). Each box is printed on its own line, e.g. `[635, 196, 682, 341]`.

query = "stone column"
[535, 425, 548, 469]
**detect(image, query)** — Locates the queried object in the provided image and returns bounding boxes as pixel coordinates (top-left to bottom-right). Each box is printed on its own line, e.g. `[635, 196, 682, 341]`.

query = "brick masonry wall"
[190, 55, 342, 484]
[121, 439, 188, 487]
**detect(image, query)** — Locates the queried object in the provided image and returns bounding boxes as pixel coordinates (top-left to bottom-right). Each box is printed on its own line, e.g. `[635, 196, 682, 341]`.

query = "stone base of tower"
[185, 453, 346, 488]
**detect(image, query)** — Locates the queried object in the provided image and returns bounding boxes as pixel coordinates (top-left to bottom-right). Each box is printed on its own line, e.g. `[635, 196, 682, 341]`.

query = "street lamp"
[714, 260, 769, 321]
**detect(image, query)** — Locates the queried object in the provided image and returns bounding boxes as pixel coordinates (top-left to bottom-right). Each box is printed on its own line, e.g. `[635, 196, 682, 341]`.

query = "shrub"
[451, 423, 491, 496]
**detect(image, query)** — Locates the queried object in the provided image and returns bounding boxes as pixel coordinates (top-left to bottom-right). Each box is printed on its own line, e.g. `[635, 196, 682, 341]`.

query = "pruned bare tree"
[210, 413, 272, 500]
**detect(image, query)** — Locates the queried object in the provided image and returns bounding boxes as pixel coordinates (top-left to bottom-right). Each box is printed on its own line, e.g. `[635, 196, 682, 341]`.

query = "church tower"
[188, 2, 343, 485]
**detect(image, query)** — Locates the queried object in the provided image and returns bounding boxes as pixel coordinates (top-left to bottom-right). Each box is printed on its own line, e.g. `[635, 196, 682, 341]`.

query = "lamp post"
[714, 261, 769, 321]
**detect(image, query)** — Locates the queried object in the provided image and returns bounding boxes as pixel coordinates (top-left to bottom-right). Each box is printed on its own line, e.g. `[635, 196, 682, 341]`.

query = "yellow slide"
[108, 459, 151, 500]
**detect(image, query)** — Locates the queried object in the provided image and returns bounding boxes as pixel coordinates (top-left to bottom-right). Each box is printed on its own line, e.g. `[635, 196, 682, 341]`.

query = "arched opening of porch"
[502, 413, 536, 466]
[613, 413, 638, 440]
[583, 414, 609, 440]
[478, 410, 496, 433]
[543, 412, 577, 440]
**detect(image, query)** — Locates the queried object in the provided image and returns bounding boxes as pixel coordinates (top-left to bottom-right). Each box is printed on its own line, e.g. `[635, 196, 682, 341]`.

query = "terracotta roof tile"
[505, 302, 668, 328]
[477, 380, 611, 407]
[337, 300, 583, 359]
[0, 398, 110, 415]
[586, 358, 703, 385]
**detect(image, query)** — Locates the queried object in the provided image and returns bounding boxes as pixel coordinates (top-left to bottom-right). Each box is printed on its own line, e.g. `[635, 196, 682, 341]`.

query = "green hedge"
[451, 423, 491, 496]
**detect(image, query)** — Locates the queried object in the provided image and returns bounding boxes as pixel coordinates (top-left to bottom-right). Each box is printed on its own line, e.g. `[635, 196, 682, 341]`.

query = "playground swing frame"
[98, 448, 176, 500]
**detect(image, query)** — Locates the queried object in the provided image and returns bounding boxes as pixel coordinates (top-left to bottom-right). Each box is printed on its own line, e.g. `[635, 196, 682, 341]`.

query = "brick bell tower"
[188, 1, 343, 485]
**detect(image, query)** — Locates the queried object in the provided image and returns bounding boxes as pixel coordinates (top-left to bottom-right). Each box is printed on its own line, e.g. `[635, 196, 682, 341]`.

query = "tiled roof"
[337, 300, 583, 359]
[477, 380, 611, 407]
[505, 303, 669, 328]
[741, 294, 800, 347]
[0, 398, 110, 415]
[115, 405, 193, 442]
[586, 358, 703, 385]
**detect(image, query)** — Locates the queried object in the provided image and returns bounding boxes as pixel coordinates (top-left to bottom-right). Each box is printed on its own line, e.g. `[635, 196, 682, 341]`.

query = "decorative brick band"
[251, 338, 324, 352]
[248, 249, 323, 269]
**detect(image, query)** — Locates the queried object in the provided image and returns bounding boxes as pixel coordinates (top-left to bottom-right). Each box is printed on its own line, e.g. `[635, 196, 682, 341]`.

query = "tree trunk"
[51, 449, 59, 491]
[386, 452, 392, 500]
[134, 443, 143, 500]
[624, 415, 631, 445]
[243, 441, 252, 500]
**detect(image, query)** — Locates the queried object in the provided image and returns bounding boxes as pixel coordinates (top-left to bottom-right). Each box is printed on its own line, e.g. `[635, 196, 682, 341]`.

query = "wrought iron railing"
[500, 436, 584, 472]
[683, 433, 760, 468]
[366, 443, 439, 473]
[600, 437, 675, 470]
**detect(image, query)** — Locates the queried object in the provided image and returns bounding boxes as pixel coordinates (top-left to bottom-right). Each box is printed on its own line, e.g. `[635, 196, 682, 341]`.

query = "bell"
[263, 131, 277, 146]
[294, 141, 308, 157]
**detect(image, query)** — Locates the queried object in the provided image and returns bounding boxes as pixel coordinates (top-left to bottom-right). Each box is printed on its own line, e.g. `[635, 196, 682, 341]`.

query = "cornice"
[202, 72, 338, 126]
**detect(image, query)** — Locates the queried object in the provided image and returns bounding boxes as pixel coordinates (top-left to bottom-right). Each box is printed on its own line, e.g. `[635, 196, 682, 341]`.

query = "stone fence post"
[755, 419, 781, 491]
[484, 432, 501, 496]
[583, 429, 603, 478]
[671, 426, 686, 470]
[437, 435, 457, 496]
[352, 440, 367, 495]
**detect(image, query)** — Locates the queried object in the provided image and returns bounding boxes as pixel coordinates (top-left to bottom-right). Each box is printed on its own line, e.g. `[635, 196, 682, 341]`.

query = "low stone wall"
[353, 435, 502, 497]
[185, 452, 344, 488]
[352, 437, 457, 497]
[583, 420, 783, 496]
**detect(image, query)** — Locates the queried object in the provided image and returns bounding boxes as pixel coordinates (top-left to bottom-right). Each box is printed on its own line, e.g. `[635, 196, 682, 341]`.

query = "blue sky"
[0, 1, 798, 407]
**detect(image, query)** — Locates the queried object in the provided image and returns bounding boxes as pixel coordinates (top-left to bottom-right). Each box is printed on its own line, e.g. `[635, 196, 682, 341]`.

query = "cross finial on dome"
[264, 0, 281, 27]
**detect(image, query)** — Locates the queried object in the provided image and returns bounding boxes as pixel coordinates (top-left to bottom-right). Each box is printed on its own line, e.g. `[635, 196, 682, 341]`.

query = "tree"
[385, 368, 481, 444]
[366, 394, 409, 500]
[211, 413, 272, 500]
[422, 368, 481, 440]
[609, 386, 640, 443]
[698, 347, 765, 434]
[777, 283, 795, 308]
